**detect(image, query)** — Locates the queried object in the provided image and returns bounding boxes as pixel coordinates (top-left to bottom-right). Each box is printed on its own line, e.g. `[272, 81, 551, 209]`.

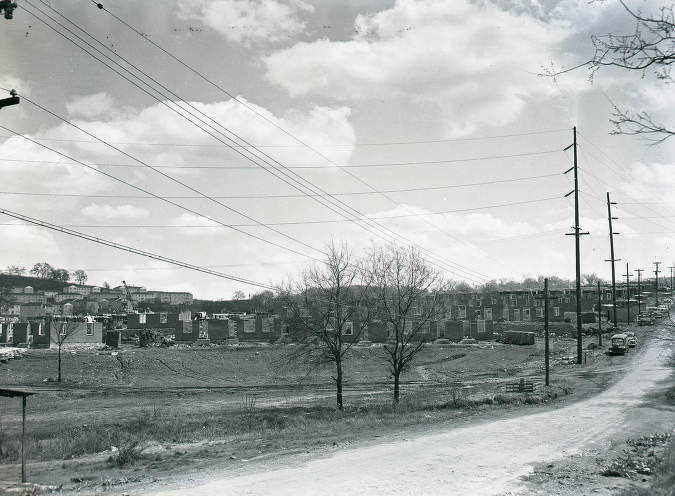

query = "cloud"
[66, 93, 115, 119]
[82, 203, 149, 220]
[178, 0, 314, 46]
[618, 161, 675, 206]
[264, 0, 570, 136]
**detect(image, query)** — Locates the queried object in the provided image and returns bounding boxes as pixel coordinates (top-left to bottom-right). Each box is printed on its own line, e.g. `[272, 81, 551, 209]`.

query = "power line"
[576, 149, 673, 232]
[0, 207, 276, 289]
[0, 173, 562, 199]
[0, 123, 322, 262]
[0, 127, 572, 148]
[20, 3, 488, 282]
[14, 6, 331, 261]
[83, 0, 559, 270]
[18, 4, 478, 280]
[0, 149, 564, 169]
[0, 196, 563, 227]
[77, 0, 510, 281]
[577, 132, 675, 217]
[81, 260, 306, 271]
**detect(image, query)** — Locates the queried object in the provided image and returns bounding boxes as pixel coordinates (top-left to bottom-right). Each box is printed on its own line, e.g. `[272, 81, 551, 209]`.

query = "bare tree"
[232, 290, 247, 300]
[6, 265, 26, 275]
[279, 241, 370, 410]
[51, 268, 70, 282]
[30, 262, 53, 279]
[548, 1, 674, 143]
[50, 320, 80, 382]
[366, 244, 444, 403]
[593, 1, 674, 143]
[73, 270, 88, 285]
[250, 290, 275, 313]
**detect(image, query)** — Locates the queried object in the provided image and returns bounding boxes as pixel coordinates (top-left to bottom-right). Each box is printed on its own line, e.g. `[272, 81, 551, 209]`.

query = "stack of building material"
[502, 331, 535, 345]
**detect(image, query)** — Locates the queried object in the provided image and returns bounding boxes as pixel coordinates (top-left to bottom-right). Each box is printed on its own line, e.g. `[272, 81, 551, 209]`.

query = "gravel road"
[147, 327, 674, 496]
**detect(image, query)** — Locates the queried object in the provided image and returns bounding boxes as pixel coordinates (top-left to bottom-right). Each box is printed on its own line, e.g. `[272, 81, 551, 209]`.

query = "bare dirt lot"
[0, 321, 667, 495]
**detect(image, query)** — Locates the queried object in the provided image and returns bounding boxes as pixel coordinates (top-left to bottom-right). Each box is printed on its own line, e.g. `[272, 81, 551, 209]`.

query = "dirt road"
[145, 327, 674, 496]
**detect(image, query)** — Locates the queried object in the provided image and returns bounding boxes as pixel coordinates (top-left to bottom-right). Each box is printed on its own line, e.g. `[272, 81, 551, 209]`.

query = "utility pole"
[635, 268, 644, 314]
[623, 263, 632, 325]
[669, 266, 674, 295]
[605, 192, 620, 327]
[597, 280, 602, 346]
[0, 89, 19, 109]
[544, 278, 550, 386]
[654, 261, 662, 306]
[564, 126, 589, 365]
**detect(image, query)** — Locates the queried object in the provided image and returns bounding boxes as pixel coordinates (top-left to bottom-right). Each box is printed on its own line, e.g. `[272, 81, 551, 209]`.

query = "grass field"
[0, 328, 641, 493]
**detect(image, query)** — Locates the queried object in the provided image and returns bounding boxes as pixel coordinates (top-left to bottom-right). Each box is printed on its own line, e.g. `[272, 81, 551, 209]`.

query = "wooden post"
[597, 281, 602, 346]
[21, 395, 26, 483]
[544, 278, 549, 386]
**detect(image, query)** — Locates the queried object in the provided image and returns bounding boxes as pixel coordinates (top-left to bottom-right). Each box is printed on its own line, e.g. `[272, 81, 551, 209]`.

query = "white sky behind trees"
[0, 0, 673, 299]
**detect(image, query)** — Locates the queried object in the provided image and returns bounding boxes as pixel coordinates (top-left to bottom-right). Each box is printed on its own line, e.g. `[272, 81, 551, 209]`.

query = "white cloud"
[82, 203, 149, 220]
[0, 74, 28, 95]
[264, 0, 569, 135]
[66, 92, 115, 119]
[178, 0, 314, 46]
[618, 161, 675, 206]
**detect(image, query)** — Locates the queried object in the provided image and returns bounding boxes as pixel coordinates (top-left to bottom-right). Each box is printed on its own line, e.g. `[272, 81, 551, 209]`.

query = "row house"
[12, 293, 48, 305]
[437, 288, 606, 324]
[126, 311, 190, 330]
[64, 285, 91, 296]
[0, 319, 103, 347]
[174, 315, 281, 344]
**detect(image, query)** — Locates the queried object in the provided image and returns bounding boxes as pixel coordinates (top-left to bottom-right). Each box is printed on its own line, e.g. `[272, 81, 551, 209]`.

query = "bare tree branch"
[365, 243, 445, 403]
[278, 240, 370, 410]
[544, 1, 674, 143]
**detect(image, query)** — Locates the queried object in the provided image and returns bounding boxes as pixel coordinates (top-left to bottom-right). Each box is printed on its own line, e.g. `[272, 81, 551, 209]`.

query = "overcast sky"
[1, 0, 673, 299]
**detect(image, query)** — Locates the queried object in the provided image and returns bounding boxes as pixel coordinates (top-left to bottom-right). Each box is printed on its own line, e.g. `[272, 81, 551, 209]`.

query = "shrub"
[110, 440, 144, 467]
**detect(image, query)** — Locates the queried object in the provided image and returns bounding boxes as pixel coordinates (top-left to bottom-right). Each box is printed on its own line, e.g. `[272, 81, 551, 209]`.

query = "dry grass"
[617, 434, 675, 496]
[0, 385, 571, 465]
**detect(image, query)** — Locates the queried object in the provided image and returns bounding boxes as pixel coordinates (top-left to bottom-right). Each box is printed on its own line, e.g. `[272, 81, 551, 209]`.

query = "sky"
[0, 0, 673, 299]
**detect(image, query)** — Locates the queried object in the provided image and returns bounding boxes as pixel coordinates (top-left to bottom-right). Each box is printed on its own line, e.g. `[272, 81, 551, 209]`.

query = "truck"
[608, 333, 628, 356]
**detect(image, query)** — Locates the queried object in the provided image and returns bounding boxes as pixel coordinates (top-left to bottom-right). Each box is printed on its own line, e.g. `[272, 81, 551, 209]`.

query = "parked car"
[608, 333, 628, 356]
[637, 314, 655, 326]
[627, 336, 638, 348]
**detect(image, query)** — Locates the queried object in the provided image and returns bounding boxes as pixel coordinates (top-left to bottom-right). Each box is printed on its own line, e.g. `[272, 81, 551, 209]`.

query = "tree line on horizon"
[4, 263, 93, 286]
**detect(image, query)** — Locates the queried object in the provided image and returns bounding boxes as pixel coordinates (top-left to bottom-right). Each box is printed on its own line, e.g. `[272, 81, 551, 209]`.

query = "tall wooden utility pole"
[597, 281, 603, 346]
[635, 268, 644, 314]
[669, 266, 674, 296]
[564, 127, 588, 364]
[654, 261, 662, 306]
[605, 193, 620, 327]
[544, 278, 550, 386]
[623, 263, 632, 325]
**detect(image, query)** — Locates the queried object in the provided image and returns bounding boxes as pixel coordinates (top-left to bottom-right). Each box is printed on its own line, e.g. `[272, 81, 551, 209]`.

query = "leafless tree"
[6, 265, 26, 275]
[279, 241, 370, 410]
[232, 290, 247, 300]
[51, 268, 70, 282]
[50, 320, 80, 382]
[250, 290, 275, 313]
[365, 244, 444, 403]
[593, 1, 674, 143]
[73, 270, 88, 285]
[30, 262, 53, 279]
[548, 1, 674, 144]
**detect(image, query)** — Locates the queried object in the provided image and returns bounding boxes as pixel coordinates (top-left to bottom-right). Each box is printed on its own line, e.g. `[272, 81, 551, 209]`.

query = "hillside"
[0, 273, 70, 291]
